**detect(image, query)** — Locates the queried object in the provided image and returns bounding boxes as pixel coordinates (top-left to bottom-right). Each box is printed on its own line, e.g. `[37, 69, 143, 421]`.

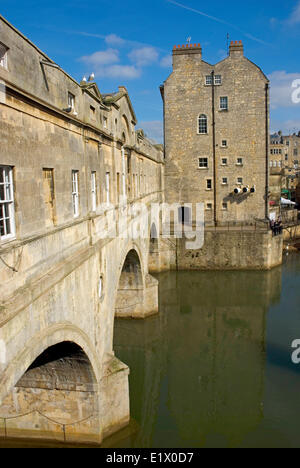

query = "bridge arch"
[0, 325, 103, 443]
[115, 247, 145, 318]
[0, 323, 101, 405]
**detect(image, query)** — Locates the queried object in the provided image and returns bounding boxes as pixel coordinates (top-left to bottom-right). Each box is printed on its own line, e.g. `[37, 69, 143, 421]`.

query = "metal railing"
[0, 410, 95, 443]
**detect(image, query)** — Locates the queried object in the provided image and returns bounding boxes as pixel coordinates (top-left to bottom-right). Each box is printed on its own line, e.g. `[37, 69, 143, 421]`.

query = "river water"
[1, 253, 300, 448]
[111, 252, 300, 449]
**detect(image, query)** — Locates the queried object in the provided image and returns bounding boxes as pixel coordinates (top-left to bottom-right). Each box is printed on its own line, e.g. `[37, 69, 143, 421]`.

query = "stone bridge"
[0, 198, 167, 444]
[0, 14, 168, 444]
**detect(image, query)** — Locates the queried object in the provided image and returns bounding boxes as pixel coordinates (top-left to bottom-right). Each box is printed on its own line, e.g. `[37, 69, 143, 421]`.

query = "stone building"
[160, 41, 282, 270]
[270, 131, 300, 192]
[161, 41, 270, 225]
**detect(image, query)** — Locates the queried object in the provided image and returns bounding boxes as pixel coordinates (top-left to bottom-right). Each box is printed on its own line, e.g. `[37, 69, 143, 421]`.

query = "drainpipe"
[211, 71, 217, 226]
[265, 83, 270, 220]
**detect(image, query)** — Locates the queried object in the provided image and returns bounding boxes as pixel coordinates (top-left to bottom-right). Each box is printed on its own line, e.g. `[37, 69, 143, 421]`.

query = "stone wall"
[162, 230, 283, 271]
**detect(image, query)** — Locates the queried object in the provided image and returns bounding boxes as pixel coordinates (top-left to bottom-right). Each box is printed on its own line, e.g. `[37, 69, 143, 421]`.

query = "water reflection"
[113, 266, 283, 448]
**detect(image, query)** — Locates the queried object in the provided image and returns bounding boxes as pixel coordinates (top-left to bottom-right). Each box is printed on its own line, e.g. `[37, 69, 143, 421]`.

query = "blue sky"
[1, 0, 300, 141]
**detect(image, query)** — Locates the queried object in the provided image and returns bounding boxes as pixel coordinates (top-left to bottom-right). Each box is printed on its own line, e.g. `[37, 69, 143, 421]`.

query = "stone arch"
[0, 324, 102, 442]
[0, 323, 101, 405]
[114, 242, 158, 319]
[115, 248, 144, 318]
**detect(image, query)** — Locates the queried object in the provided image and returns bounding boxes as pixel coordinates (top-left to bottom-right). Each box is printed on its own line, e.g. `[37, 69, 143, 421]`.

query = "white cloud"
[80, 48, 119, 66]
[96, 65, 141, 79]
[128, 47, 159, 67]
[269, 71, 300, 109]
[105, 34, 126, 46]
[286, 1, 300, 24]
[138, 121, 163, 143]
[160, 55, 172, 68]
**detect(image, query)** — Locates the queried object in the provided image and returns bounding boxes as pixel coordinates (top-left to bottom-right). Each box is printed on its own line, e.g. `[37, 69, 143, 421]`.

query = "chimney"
[229, 40, 244, 58]
[172, 43, 202, 70]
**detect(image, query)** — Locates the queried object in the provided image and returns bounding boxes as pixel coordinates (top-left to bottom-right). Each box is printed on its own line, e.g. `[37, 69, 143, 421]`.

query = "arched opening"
[0, 342, 100, 444]
[149, 223, 160, 273]
[115, 249, 144, 318]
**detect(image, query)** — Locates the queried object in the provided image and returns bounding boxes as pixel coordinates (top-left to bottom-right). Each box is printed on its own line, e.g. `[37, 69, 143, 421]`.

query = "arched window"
[198, 114, 208, 134]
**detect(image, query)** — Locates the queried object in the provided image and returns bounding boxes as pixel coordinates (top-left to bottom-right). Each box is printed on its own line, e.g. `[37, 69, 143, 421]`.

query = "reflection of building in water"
[113, 311, 167, 448]
[160, 268, 282, 447]
[113, 267, 282, 448]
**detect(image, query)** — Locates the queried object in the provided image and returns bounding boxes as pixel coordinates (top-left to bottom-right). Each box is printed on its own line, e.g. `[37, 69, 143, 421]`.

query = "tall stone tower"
[161, 41, 270, 225]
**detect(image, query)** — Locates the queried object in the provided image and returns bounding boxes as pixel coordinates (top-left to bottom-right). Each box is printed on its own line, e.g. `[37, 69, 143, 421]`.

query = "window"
[43, 168, 56, 226]
[0, 43, 8, 69]
[220, 97, 228, 111]
[91, 171, 97, 212]
[72, 170, 79, 217]
[199, 157, 208, 168]
[221, 140, 227, 148]
[237, 158, 243, 166]
[206, 203, 213, 211]
[285, 154, 289, 161]
[198, 114, 208, 134]
[205, 75, 213, 86]
[294, 149, 298, 156]
[214, 75, 222, 85]
[270, 149, 274, 155]
[68, 92, 75, 110]
[222, 202, 228, 211]
[206, 179, 212, 190]
[237, 177, 243, 185]
[105, 172, 110, 204]
[286, 141, 290, 146]
[222, 177, 228, 185]
[221, 158, 228, 166]
[0, 166, 15, 240]
[270, 160, 273, 168]
[103, 117, 108, 129]
[90, 106, 96, 118]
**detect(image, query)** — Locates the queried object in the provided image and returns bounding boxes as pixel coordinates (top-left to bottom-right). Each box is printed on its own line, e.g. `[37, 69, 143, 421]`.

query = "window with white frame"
[205, 75, 213, 86]
[199, 157, 208, 168]
[214, 75, 222, 85]
[220, 96, 228, 111]
[221, 158, 228, 166]
[221, 140, 227, 147]
[237, 177, 243, 185]
[91, 171, 97, 212]
[72, 170, 79, 217]
[198, 114, 208, 134]
[206, 179, 212, 190]
[222, 177, 228, 185]
[0, 166, 15, 240]
[237, 158, 243, 165]
[0, 43, 8, 69]
[206, 202, 213, 210]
